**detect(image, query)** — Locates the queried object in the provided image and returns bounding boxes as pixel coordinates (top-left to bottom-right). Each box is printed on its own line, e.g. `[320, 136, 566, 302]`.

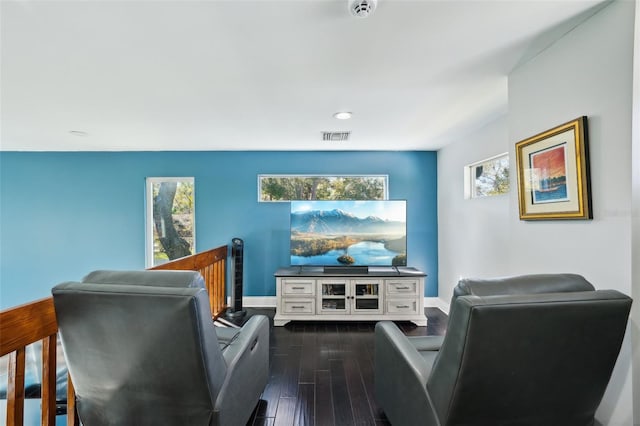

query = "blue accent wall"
[0, 151, 438, 308]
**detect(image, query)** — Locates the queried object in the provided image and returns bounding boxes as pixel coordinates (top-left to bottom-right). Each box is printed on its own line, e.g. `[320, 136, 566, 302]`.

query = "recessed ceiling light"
[69, 130, 88, 137]
[333, 111, 352, 120]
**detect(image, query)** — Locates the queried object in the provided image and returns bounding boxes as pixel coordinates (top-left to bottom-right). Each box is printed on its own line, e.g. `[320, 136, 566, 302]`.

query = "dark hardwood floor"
[243, 308, 448, 426]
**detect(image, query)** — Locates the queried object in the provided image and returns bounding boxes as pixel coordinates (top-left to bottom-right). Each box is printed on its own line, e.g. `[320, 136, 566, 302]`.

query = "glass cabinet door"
[353, 279, 382, 314]
[319, 281, 347, 313]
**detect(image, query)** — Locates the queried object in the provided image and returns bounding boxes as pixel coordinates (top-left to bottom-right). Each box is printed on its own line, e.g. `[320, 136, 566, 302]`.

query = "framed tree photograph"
[515, 116, 592, 220]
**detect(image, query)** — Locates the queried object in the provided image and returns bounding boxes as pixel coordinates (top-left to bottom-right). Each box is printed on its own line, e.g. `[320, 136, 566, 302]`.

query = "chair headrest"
[82, 270, 206, 289]
[453, 273, 594, 301]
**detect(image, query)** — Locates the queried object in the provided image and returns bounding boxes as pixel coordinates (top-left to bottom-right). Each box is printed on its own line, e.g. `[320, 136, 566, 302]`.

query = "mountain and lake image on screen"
[290, 200, 407, 267]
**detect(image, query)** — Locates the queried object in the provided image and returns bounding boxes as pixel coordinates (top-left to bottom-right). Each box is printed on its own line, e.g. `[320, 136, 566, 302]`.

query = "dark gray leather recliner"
[52, 270, 270, 426]
[375, 274, 632, 426]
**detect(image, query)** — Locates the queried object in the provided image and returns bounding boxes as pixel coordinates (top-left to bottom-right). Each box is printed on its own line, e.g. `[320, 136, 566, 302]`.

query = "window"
[464, 153, 509, 198]
[146, 177, 195, 267]
[258, 175, 388, 202]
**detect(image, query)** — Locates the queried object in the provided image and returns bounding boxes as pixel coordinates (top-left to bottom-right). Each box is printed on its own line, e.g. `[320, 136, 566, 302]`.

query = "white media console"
[274, 266, 427, 326]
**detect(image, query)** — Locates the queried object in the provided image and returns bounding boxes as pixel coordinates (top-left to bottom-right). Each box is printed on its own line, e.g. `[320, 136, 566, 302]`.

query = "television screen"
[290, 200, 407, 267]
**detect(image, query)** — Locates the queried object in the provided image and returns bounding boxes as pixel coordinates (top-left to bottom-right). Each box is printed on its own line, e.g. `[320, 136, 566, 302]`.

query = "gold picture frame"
[515, 117, 592, 220]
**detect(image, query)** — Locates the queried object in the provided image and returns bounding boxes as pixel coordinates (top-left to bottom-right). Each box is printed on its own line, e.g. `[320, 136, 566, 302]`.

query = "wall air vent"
[322, 131, 350, 141]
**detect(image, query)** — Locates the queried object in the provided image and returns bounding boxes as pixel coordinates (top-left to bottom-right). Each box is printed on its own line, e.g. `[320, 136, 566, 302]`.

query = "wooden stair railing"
[0, 245, 228, 426]
[0, 298, 67, 426]
[149, 245, 228, 319]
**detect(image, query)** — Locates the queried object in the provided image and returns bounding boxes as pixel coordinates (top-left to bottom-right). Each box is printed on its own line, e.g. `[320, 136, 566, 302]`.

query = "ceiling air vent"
[322, 131, 350, 141]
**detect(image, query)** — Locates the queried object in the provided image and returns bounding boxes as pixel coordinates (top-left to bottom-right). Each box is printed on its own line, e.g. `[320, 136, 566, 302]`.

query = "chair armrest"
[374, 321, 440, 426]
[215, 315, 270, 426]
[408, 335, 444, 352]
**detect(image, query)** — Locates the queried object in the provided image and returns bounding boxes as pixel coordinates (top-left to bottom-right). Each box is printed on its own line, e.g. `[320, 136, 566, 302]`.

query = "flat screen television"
[290, 200, 407, 267]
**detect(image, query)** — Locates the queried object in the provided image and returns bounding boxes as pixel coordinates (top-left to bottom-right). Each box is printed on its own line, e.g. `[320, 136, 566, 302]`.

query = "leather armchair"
[52, 270, 269, 426]
[375, 274, 632, 426]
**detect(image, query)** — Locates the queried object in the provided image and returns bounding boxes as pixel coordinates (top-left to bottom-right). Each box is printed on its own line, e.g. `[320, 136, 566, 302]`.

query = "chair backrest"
[428, 289, 632, 425]
[52, 270, 227, 425]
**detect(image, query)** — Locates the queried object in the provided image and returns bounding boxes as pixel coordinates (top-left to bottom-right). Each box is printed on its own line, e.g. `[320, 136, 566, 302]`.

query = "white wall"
[631, 0, 640, 422]
[437, 114, 510, 306]
[509, 3, 634, 423]
[438, 1, 636, 424]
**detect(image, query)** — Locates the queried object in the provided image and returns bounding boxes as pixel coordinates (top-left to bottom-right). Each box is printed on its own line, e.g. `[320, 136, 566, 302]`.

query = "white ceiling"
[1, 0, 607, 151]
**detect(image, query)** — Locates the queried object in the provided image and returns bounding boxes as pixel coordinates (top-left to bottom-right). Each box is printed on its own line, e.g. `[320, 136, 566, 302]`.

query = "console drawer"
[386, 299, 419, 315]
[282, 279, 316, 296]
[282, 299, 315, 314]
[385, 279, 419, 296]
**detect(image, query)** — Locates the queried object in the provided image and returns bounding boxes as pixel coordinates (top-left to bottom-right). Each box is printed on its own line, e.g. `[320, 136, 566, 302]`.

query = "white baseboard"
[242, 296, 277, 308]
[424, 297, 450, 315]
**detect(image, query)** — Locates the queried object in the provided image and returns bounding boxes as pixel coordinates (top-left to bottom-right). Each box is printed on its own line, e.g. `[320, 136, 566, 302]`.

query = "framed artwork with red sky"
[516, 117, 592, 220]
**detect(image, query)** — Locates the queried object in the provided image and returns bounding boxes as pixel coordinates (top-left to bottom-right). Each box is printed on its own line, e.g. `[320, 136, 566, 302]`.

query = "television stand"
[274, 266, 427, 327]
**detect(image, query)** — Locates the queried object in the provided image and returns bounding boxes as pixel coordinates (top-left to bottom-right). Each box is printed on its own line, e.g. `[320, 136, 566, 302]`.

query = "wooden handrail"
[1, 298, 57, 357]
[0, 245, 228, 426]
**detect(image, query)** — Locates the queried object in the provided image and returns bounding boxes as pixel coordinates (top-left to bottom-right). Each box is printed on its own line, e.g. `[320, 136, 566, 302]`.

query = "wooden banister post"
[42, 334, 57, 425]
[7, 347, 26, 426]
[67, 374, 79, 426]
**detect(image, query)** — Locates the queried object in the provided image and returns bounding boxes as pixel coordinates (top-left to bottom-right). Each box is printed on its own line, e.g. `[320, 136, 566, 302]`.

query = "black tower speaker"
[226, 237, 247, 322]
